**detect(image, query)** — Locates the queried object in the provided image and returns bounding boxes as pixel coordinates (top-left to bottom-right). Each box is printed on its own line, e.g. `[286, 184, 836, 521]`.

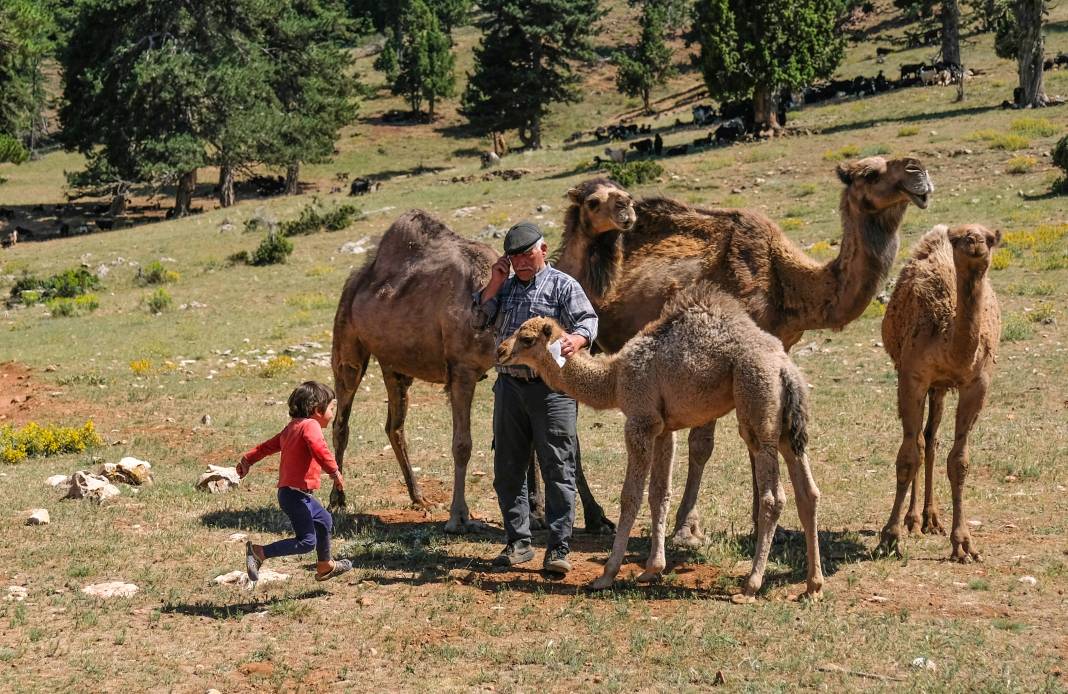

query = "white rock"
[911, 657, 937, 671]
[226, 533, 248, 543]
[45, 474, 71, 488]
[1018, 575, 1038, 587]
[201, 414, 213, 426]
[64, 471, 121, 503]
[81, 581, 138, 599]
[196, 465, 241, 494]
[26, 509, 50, 525]
[536, 204, 552, 213]
[967, 519, 982, 528]
[452, 206, 480, 218]
[100, 456, 153, 485]
[5, 586, 27, 602]
[213, 569, 289, 588]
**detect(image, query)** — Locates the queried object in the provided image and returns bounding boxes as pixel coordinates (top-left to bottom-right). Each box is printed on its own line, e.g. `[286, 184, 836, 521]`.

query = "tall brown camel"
[497, 288, 823, 601]
[877, 224, 1001, 562]
[552, 156, 933, 546]
[331, 210, 612, 534]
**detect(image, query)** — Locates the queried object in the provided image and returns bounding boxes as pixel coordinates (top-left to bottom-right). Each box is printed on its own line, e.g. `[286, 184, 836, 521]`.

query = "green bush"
[1053, 134, 1068, 192]
[145, 287, 173, 313]
[280, 200, 361, 236]
[0, 420, 102, 465]
[604, 160, 664, 187]
[46, 294, 100, 317]
[9, 268, 100, 305]
[250, 231, 294, 266]
[137, 260, 180, 285]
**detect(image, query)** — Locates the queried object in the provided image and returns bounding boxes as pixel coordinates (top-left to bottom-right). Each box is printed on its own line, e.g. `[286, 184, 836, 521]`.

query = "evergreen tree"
[376, 0, 455, 117]
[691, 0, 846, 131]
[0, 0, 53, 155]
[350, 0, 470, 35]
[994, 0, 1049, 107]
[0, 134, 28, 165]
[462, 0, 604, 149]
[615, 4, 675, 113]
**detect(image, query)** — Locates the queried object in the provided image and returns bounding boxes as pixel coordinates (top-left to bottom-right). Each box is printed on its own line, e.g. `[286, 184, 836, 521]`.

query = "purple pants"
[262, 487, 332, 562]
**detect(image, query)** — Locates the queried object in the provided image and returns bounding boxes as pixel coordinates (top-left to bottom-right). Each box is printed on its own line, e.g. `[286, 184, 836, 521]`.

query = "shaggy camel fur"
[554, 157, 933, 546]
[497, 288, 824, 600]
[331, 210, 612, 533]
[877, 224, 1001, 562]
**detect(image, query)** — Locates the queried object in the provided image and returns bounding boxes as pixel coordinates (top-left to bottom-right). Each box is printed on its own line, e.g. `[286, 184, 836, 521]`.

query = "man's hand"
[481, 255, 511, 302]
[558, 333, 588, 358]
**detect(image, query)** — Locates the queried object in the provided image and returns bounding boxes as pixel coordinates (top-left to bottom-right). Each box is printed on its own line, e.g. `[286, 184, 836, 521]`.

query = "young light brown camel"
[331, 210, 612, 534]
[877, 224, 1001, 562]
[497, 287, 824, 600]
[553, 157, 933, 546]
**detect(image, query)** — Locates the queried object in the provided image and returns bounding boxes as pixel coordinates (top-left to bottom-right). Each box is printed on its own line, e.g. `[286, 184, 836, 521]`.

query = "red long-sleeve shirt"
[242, 418, 339, 490]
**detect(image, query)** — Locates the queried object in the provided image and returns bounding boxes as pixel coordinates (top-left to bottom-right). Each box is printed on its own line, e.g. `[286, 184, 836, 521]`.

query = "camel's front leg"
[922, 388, 948, 535]
[444, 370, 484, 534]
[638, 432, 676, 583]
[877, 377, 927, 557]
[670, 423, 715, 548]
[947, 377, 988, 563]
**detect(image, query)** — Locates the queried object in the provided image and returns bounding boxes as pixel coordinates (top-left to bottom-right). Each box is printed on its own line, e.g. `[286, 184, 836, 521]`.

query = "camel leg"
[921, 388, 948, 535]
[589, 416, 660, 591]
[671, 423, 715, 548]
[739, 443, 785, 602]
[780, 441, 823, 600]
[444, 369, 484, 534]
[329, 346, 369, 510]
[527, 450, 547, 530]
[904, 415, 925, 535]
[575, 437, 615, 535]
[638, 432, 676, 583]
[380, 368, 426, 509]
[947, 377, 988, 564]
[877, 377, 927, 557]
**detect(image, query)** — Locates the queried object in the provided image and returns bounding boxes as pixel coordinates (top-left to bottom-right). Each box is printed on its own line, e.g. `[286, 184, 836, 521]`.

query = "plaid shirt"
[472, 264, 598, 378]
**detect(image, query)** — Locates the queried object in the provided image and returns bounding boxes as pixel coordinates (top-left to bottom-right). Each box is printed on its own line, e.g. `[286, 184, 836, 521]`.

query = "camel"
[552, 156, 934, 546]
[877, 224, 1001, 562]
[331, 210, 613, 534]
[496, 287, 824, 600]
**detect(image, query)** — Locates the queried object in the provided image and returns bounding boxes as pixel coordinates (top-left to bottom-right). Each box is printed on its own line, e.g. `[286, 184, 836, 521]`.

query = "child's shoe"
[245, 541, 263, 581]
[315, 559, 353, 582]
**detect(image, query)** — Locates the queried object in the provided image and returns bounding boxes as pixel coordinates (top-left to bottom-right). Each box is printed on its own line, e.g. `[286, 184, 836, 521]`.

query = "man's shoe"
[543, 546, 572, 575]
[492, 541, 534, 568]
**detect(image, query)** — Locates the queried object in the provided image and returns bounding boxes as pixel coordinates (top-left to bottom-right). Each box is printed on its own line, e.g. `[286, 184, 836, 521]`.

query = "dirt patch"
[0, 361, 101, 426]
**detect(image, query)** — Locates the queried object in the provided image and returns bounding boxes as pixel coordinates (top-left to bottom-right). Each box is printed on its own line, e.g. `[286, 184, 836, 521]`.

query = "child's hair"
[288, 381, 336, 418]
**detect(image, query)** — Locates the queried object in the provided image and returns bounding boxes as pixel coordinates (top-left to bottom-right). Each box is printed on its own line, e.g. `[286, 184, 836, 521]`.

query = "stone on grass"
[1018, 575, 1038, 587]
[81, 581, 138, 599]
[5, 586, 27, 602]
[45, 474, 71, 489]
[911, 657, 936, 671]
[214, 569, 289, 588]
[64, 471, 121, 503]
[226, 533, 248, 543]
[26, 509, 50, 525]
[196, 465, 241, 494]
[99, 456, 153, 485]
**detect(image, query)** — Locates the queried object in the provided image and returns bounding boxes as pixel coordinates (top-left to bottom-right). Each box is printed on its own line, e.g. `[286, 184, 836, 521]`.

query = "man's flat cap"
[504, 221, 542, 255]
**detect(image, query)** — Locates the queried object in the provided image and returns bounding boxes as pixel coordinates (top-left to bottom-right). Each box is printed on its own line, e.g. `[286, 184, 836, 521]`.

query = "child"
[237, 380, 352, 582]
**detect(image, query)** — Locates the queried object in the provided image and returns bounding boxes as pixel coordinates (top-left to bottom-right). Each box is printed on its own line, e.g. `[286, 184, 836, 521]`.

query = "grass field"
[1, 3, 1067, 692]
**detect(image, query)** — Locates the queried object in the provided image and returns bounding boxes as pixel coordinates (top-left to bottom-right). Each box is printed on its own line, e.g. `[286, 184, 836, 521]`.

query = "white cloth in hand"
[547, 339, 567, 367]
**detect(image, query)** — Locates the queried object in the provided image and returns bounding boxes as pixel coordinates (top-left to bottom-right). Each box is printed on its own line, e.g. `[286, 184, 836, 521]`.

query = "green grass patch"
[249, 231, 293, 266]
[967, 130, 1030, 151]
[8, 267, 101, 306]
[46, 294, 100, 317]
[604, 160, 664, 187]
[285, 292, 335, 311]
[1009, 117, 1059, 138]
[862, 300, 887, 318]
[860, 144, 890, 157]
[1007, 282, 1054, 297]
[0, 420, 102, 465]
[1027, 303, 1055, 324]
[822, 144, 861, 161]
[1001, 314, 1034, 342]
[1005, 155, 1037, 174]
[780, 217, 804, 231]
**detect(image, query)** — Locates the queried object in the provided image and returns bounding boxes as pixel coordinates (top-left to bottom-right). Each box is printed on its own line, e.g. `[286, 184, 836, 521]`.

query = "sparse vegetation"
[603, 160, 663, 187]
[990, 248, 1012, 270]
[249, 231, 294, 266]
[260, 355, 296, 378]
[45, 294, 99, 317]
[1009, 117, 1059, 138]
[897, 126, 919, 137]
[967, 130, 1030, 151]
[137, 260, 180, 285]
[822, 144, 860, 160]
[0, 421, 101, 465]
[8, 268, 101, 305]
[1001, 314, 1034, 341]
[144, 287, 173, 313]
[1005, 155, 1036, 174]
[280, 200, 362, 237]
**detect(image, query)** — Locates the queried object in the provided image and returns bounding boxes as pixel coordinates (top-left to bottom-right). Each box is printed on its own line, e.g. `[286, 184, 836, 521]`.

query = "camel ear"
[567, 187, 583, 204]
[836, 163, 852, 185]
[541, 322, 554, 338]
[990, 229, 1002, 248]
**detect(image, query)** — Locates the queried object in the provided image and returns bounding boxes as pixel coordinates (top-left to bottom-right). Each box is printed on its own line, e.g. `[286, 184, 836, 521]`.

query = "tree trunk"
[518, 119, 541, 149]
[642, 88, 651, 114]
[284, 163, 300, 196]
[173, 170, 196, 218]
[1015, 0, 1048, 107]
[428, 95, 436, 119]
[752, 84, 781, 133]
[941, 0, 961, 65]
[218, 164, 235, 208]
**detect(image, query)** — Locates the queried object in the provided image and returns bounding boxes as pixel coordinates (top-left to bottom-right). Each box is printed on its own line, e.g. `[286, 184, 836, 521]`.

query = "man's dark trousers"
[492, 374, 578, 551]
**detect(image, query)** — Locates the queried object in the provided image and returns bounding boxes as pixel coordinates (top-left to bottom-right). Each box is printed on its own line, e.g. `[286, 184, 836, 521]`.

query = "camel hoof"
[588, 575, 615, 591]
[670, 528, 706, 550]
[875, 528, 903, 559]
[636, 570, 662, 584]
[529, 515, 549, 532]
[904, 514, 921, 534]
[444, 516, 483, 534]
[922, 515, 947, 536]
[800, 588, 823, 602]
[583, 515, 616, 536]
[730, 593, 757, 605]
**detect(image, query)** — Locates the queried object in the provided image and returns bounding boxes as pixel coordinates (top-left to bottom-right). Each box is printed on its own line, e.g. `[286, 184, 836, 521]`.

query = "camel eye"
[587, 198, 600, 210]
[519, 335, 533, 345]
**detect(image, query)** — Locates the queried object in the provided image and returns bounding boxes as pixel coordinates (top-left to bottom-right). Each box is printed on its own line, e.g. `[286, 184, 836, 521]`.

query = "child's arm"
[302, 421, 344, 488]
[238, 432, 282, 478]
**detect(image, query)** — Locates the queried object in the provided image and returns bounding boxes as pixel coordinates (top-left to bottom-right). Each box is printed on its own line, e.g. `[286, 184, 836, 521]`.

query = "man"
[473, 221, 598, 574]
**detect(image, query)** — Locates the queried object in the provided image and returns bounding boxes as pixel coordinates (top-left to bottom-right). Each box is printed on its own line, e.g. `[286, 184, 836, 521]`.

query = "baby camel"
[497, 287, 823, 600]
[878, 224, 1001, 562]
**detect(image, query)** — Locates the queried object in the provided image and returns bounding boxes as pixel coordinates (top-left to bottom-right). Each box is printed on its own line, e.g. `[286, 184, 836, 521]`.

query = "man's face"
[509, 242, 547, 282]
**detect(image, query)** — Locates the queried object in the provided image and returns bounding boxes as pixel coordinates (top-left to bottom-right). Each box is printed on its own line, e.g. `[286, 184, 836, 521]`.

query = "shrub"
[990, 248, 1012, 270]
[822, 144, 860, 161]
[1001, 314, 1033, 342]
[129, 359, 153, 376]
[1053, 134, 1068, 192]
[897, 126, 919, 137]
[860, 144, 890, 156]
[1005, 155, 1036, 174]
[46, 294, 100, 317]
[1027, 303, 1055, 324]
[280, 200, 361, 236]
[0, 420, 102, 465]
[145, 287, 173, 313]
[604, 160, 664, 187]
[250, 231, 293, 266]
[9, 267, 100, 305]
[260, 355, 296, 378]
[1010, 117, 1058, 138]
[137, 260, 180, 285]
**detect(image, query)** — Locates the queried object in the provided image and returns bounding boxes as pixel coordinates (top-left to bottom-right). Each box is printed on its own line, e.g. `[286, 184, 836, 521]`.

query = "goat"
[604, 147, 626, 164]
[629, 138, 654, 155]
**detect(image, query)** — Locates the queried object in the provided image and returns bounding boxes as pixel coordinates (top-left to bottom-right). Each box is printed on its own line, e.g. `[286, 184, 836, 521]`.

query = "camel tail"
[780, 366, 809, 458]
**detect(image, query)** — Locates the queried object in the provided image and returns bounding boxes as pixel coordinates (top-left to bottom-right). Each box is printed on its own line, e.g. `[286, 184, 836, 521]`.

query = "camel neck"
[949, 267, 987, 363]
[534, 349, 618, 410]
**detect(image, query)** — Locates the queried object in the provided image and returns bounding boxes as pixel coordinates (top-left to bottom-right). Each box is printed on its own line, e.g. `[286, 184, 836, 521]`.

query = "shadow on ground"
[162, 589, 330, 620]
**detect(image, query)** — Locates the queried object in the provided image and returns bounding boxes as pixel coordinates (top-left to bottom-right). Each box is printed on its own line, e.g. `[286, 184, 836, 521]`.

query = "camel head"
[836, 156, 934, 211]
[566, 178, 637, 235]
[496, 317, 564, 368]
[947, 223, 1001, 270]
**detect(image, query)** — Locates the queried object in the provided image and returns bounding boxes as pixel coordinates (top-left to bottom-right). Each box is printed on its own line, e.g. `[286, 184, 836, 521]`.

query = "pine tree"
[615, 4, 675, 114]
[461, 0, 604, 149]
[0, 0, 53, 155]
[377, 0, 455, 117]
[691, 0, 846, 131]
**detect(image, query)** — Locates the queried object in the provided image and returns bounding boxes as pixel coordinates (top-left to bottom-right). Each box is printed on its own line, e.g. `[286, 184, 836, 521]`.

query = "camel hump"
[379, 209, 462, 253]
